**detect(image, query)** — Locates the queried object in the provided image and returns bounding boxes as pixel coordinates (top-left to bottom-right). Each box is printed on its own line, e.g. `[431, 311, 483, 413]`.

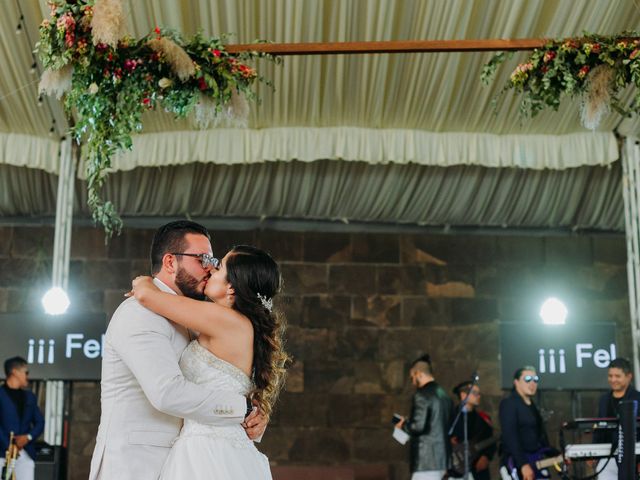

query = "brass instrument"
[3, 431, 17, 480]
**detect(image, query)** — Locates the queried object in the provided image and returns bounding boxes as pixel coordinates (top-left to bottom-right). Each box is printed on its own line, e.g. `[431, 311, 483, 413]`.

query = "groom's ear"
[162, 253, 177, 274]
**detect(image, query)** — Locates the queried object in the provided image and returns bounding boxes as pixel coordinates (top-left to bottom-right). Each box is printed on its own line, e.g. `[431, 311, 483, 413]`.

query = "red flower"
[198, 77, 208, 91]
[578, 65, 590, 78]
[212, 49, 221, 57]
[142, 97, 151, 106]
[124, 59, 137, 71]
[154, 26, 161, 39]
[541, 66, 549, 74]
[592, 43, 601, 53]
[543, 51, 555, 63]
[631, 49, 640, 60]
[96, 42, 108, 51]
[107, 52, 114, 62]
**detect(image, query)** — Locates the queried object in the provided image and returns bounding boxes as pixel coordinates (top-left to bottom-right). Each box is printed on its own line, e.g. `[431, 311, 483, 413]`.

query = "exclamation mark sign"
[48, 339, 55, 364]
[559, 349, 566, 373]
[538, 349, 546, 373]
[27, 339, 35, 363]
[549, 349, 556, 373]
[38, 339, 45, 364]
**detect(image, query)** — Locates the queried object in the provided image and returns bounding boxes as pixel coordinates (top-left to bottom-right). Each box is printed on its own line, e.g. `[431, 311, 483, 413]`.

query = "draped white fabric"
[102, 129, 618, 173]
[0, 133, 59, 173]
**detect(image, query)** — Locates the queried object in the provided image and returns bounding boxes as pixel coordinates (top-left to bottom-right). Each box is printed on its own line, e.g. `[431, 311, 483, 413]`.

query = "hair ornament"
[257, 293, 273, 312]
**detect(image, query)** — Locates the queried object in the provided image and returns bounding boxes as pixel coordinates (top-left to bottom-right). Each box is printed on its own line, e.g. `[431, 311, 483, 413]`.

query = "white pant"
[0, 450, 35, 480]
[596, 458, 617, 480]
[411, 471, 446, 480]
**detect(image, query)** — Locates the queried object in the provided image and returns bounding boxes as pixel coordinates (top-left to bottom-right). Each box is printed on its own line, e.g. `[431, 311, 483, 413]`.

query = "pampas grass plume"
[39, 65, 73, 99]
[581, 65, 614, 130]
[91, 0, 127, 48]
[148, 38, 195, 81]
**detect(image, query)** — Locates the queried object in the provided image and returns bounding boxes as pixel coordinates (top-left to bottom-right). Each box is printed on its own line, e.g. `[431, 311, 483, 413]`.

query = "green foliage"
[484, 33, 640, 120]
[37, 0, 279, 237]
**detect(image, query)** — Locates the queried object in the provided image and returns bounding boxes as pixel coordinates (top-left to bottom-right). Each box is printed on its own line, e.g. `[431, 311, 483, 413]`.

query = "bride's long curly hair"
[226, 245, 290, 417]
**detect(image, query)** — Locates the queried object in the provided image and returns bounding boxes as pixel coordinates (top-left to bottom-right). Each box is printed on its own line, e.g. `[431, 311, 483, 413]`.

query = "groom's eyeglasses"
[171, 253, 220, 270]
[523, 375, 540, 383]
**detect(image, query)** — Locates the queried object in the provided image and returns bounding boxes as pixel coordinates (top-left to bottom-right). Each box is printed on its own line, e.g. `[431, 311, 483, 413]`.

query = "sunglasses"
[171, 252, 220, 269]
[523, 375, 539, 383]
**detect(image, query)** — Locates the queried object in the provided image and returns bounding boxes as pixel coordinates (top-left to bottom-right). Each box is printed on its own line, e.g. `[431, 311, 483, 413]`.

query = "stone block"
[302, 295, 350, 328]
[403, 297, 452, 326]
[496, 236, 544, 265]
[0, 258, 46, 289]
[70, 227, 108, 260]
[210, 230, 256, 254]
[286, 326, 337, 362]
[593, 235, 626, 265]
[271, 392, 328, 427]
[451, 298, 498, 324]
[329, 265, 377, 295]
[328, 394, 387, 426]
[130, 259, 150, 278]
[68, 290, 104, 314]
[433, 264, 476, 285]
[377, 265, 432, 294]
[353, 427, 407, 462]
[256, 230, 303, 262]
[280, 263, 328, 295]
[275, 295, 303, 326]
[284, 360, 304, 393]
[400, 235, 451, 265]
[84, 260, 132, 290]
[11, 227, 54, 257]
[71, 382, 101, 422]
[303, 232, 352, 262]
[377, 328, 432, 361]
[351, 295, 402, 327]
[336, 327, 381, 360]
[426, 281, 475, 298]
[304, 361, 354, 394]
[0, 227, 13, 256]
[259, 427, 298, 462]
[351, 233, 399, 264]
[288, 428, 353, 462]
[0, 289, 8, 312]
[382, 360, 406, 392]
[107, 228, 155, 260]
[545, 236, 593, 265]
[104, 290, 125, 321]
[353, 362, 384, 394]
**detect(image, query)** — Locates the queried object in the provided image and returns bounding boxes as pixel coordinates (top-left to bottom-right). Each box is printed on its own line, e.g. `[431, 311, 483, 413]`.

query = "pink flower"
[124, 59, 137, 71]
[631, 49, 640, 60]
[543, 51, 556, 63]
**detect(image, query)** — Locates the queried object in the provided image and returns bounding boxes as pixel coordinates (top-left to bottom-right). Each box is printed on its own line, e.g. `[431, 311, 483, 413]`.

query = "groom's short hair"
[4, 356, 27, 377]
[151, 221, 211, 274]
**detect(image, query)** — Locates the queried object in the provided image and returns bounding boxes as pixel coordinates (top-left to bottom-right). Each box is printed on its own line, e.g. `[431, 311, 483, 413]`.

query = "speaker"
[34, 443, 61, 480]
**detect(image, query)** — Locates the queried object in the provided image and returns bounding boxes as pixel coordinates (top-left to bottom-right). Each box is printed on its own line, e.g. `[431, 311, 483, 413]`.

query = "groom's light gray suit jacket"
[89, 279, 246, 480]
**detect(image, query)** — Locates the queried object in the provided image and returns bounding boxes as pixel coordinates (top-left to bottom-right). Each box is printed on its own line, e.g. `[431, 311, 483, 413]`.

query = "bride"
[130, 244, 289, 479]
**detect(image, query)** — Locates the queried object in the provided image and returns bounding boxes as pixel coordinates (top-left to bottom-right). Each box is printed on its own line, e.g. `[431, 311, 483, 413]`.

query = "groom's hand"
[243, 403, 268, 440]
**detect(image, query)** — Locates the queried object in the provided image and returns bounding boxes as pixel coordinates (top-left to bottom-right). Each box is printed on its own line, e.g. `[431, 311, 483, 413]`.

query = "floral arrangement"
[37, 0, 279, 237]
[481, 32, 640, 130]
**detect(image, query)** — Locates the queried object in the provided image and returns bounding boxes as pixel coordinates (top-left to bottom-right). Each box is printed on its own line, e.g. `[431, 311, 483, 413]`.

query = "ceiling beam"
[225, 38, 546, 55]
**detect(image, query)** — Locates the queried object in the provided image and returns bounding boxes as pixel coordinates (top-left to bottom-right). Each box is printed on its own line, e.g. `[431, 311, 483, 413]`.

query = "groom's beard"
[175, 267, 207, 300]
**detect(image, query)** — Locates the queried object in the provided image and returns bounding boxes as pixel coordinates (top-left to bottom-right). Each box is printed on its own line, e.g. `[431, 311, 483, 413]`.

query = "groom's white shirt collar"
[153, 277, 178, 295]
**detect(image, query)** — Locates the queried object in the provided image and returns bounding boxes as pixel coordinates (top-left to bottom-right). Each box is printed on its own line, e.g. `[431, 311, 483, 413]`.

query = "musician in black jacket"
[499, 366, 552, 480]
[450, 381, 495, 480]
[593, 357, 640, 480]
[395, 354, 453, 480]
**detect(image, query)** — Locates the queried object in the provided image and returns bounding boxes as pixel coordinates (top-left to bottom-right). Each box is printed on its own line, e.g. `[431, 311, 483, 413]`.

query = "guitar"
[505, 448, 563, 479]
[449, 436, 498, 476]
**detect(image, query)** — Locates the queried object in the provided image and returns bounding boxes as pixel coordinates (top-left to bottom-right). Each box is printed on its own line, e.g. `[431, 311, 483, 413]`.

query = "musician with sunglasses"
[499, 366, 553, 480]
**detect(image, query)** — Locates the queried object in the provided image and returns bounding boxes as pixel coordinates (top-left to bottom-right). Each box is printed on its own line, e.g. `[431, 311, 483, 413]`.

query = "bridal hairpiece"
[257, 293, 273, 313]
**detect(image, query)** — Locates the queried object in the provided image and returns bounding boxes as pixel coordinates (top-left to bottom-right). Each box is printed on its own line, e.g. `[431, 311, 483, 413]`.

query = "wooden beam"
[225, 39, 547, 55]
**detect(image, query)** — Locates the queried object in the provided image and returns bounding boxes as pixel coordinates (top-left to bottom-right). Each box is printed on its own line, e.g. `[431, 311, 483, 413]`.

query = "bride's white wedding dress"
[159, 340, 272, 479]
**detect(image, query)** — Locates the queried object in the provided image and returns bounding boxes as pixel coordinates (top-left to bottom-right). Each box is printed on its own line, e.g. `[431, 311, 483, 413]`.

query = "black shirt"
[2, 384, 26, 419]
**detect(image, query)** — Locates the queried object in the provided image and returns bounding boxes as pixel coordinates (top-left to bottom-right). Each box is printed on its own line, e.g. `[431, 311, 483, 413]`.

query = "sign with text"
[0, 313, 106, 380]
[500, 322, 616, 390]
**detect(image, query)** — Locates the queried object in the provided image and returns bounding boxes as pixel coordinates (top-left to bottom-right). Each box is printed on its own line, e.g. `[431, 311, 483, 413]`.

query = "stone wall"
[0, 226, 631, 479]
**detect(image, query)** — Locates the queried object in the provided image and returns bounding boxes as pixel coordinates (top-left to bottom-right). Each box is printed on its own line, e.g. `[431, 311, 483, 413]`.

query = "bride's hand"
[125, 276, 157, 299]
[242, 402, 269, 440]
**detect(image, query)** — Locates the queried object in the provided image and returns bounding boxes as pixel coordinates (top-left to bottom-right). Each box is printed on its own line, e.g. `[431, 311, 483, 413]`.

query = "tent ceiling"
[0, 1, 638, 230]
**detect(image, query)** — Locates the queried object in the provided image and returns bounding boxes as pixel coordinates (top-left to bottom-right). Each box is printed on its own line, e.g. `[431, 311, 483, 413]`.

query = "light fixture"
[30, 62, 37, 74]
[16, 15, 23, 34]
[42, 287, 70, 315]
[540, 297, 568, 325]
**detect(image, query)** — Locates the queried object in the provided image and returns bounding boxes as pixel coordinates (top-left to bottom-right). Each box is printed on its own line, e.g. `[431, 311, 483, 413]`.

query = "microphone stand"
[448, 372, 479, 480]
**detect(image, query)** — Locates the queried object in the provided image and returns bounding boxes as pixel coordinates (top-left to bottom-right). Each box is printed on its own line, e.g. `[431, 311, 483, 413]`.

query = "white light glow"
[539, 297, 567, 325]
[42, 287, 70, 315]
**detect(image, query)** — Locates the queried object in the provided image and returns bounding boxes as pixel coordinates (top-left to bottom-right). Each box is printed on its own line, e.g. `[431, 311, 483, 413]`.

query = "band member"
[0, 357, 44, 480]
[395, 354, 453, 480]
[499, 366, 553, 480]
[450, 381, 495, 480]
[593, 357, 640, 480]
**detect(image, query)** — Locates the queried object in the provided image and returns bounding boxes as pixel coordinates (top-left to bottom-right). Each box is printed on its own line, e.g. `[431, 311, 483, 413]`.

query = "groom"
[89, 221, 267, 480]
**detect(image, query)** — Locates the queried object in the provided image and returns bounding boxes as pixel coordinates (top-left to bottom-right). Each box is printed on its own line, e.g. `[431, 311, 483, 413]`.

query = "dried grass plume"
[39, 65, 74, 99]
[581, 64, 614, 130]
[91, 0, 127, 48]
[193, 91, 249, 129]
[147, 38, 195, 81]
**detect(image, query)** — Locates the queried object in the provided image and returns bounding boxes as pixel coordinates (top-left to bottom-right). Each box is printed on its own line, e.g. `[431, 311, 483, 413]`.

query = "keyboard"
[565, 443, 640, 458]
